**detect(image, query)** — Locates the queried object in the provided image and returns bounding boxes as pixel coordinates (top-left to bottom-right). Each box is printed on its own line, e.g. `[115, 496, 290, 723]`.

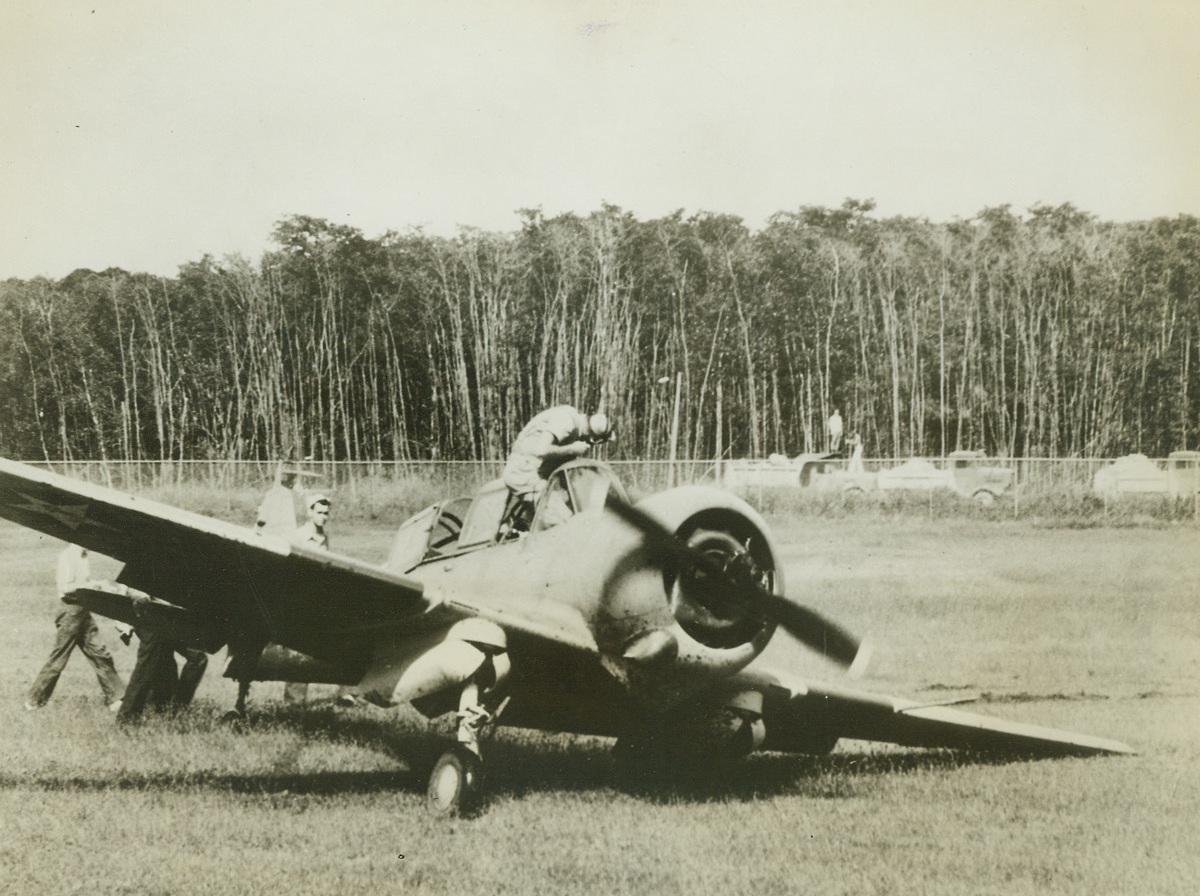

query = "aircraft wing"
[740, 666, 1135, 756]
[0, 458, 454, 665]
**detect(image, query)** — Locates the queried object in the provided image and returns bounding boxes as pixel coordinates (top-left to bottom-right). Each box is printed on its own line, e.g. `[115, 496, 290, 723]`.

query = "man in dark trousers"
[116, 595, 207, 725]
[25, 544, 125, 711]
[226, 486, 335, 717]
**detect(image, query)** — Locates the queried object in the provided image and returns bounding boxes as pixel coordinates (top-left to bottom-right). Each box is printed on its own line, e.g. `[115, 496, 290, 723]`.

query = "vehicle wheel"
[426, 745, 482, 816]
[972, 490, 996, 507]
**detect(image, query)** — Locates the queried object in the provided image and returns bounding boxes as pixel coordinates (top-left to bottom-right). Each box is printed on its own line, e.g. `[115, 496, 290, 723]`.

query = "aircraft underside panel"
[246, 643, 364, 685]
[496, 632, 634, 737]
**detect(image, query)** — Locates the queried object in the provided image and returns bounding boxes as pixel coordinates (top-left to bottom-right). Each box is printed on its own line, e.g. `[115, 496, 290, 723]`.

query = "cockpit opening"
[388, 461, 629, 572]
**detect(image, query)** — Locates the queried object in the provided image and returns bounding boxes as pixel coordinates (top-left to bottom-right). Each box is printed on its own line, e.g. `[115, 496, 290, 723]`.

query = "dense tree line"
[1, 203, 1197, 463]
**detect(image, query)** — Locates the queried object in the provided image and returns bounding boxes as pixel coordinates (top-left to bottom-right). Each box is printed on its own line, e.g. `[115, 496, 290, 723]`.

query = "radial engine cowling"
[601, 487, 782, 705]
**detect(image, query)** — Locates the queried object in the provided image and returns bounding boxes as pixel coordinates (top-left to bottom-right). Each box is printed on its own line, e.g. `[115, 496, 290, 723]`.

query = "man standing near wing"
[115, 614, 208, 726]
[283, 492, 331, 705]
[25, 544, 125, 711]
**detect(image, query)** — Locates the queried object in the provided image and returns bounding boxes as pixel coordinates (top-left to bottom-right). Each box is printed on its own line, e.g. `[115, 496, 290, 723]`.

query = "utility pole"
[715, 381, 723, 487]
[668, 372, 682, 488]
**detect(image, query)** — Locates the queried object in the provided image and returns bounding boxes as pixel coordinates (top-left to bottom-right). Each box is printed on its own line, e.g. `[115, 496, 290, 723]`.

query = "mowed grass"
[1, 512, 1197, 896]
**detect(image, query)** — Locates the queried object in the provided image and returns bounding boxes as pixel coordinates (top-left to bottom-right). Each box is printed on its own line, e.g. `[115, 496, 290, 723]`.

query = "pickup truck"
[722, 452, 841, 489]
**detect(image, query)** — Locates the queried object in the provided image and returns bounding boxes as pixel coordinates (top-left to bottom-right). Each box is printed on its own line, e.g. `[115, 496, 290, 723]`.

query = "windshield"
[387, 505, 439, 572]
[532, 464, 624, 531]
[458, 484, 511, 546]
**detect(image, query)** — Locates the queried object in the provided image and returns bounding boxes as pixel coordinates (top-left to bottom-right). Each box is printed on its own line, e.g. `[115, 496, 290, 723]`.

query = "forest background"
[2, 200, 1197, 465]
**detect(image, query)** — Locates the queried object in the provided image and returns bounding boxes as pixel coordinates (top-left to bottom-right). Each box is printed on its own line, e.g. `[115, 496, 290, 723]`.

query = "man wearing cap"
[294, 492, 331, 550]
[282, 493, 332, 704]
[503, 406, 613, 525]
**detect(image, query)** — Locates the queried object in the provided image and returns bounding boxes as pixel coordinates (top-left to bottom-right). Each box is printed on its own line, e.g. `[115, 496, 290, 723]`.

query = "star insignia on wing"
[4, 489, 90, 531]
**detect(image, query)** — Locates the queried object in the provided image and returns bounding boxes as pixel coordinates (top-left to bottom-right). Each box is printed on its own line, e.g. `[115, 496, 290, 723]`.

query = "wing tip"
[1086, 738, 1138, 757]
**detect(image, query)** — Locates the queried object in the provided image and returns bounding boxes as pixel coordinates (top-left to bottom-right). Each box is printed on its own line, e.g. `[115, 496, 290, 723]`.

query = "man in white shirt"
[827, 409, 844, 453]
[25, 544, 125, 711]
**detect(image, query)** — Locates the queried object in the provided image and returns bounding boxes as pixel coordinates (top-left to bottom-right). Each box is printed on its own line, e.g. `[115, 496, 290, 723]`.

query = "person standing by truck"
[827, 409, 844, 453]
[848, 433, 864, 474]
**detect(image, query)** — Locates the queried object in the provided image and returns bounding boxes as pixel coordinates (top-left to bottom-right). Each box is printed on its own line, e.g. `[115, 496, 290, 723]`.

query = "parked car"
[1092, 451, 1200, 498]
[820, 450, 1012, 504]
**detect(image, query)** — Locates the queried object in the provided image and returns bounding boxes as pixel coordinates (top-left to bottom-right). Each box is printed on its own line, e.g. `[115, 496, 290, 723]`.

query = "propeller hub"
[668, 529, 775, 649]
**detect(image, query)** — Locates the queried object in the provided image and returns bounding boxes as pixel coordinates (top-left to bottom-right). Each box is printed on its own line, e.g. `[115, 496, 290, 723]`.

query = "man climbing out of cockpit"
[502, 405, 612, 531]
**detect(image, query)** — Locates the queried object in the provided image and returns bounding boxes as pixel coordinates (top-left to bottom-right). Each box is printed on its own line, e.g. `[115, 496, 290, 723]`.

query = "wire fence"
[20, 455, 1195, 496]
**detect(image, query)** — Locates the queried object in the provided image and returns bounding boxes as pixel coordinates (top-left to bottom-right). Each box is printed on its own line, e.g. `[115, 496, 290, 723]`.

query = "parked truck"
[724, 450, 1013, 505]
[721, 452, 840, 489]
[870, 451, 1013, 504]
[1092, 451, 1200, 499]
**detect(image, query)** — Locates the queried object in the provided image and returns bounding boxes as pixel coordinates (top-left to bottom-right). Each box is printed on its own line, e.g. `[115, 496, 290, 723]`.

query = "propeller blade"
[606, 498, 721, 574]
[754, 591, 862, 668]
[607, 497, 865, 669]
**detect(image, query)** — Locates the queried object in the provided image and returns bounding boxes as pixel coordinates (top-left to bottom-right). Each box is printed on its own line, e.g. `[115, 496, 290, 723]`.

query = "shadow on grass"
[5, 768, 419, 796]
[577, 748, 1041, 806]
[0, 701, 1060, 811]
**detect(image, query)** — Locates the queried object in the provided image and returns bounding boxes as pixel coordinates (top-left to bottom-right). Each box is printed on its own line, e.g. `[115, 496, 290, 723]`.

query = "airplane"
[0, 455, 1133, 815]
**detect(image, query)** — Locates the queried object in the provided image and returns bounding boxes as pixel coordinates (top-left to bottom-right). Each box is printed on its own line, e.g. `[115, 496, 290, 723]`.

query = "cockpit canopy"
[386, 460, 628, 573]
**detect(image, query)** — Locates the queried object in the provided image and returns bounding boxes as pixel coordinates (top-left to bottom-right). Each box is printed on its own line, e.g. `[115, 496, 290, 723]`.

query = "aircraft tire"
[426, 745, 482, 817]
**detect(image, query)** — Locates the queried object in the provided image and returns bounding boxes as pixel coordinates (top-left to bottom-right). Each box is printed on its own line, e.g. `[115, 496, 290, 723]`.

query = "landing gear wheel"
[426, 745, 482, 816]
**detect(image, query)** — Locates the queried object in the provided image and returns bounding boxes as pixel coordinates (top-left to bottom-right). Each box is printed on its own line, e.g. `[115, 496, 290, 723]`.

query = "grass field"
[1, 508, 1197, 895]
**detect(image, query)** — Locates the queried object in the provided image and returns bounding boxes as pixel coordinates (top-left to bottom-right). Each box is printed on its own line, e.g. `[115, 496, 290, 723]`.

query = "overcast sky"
[2, 0, 1197, 279]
